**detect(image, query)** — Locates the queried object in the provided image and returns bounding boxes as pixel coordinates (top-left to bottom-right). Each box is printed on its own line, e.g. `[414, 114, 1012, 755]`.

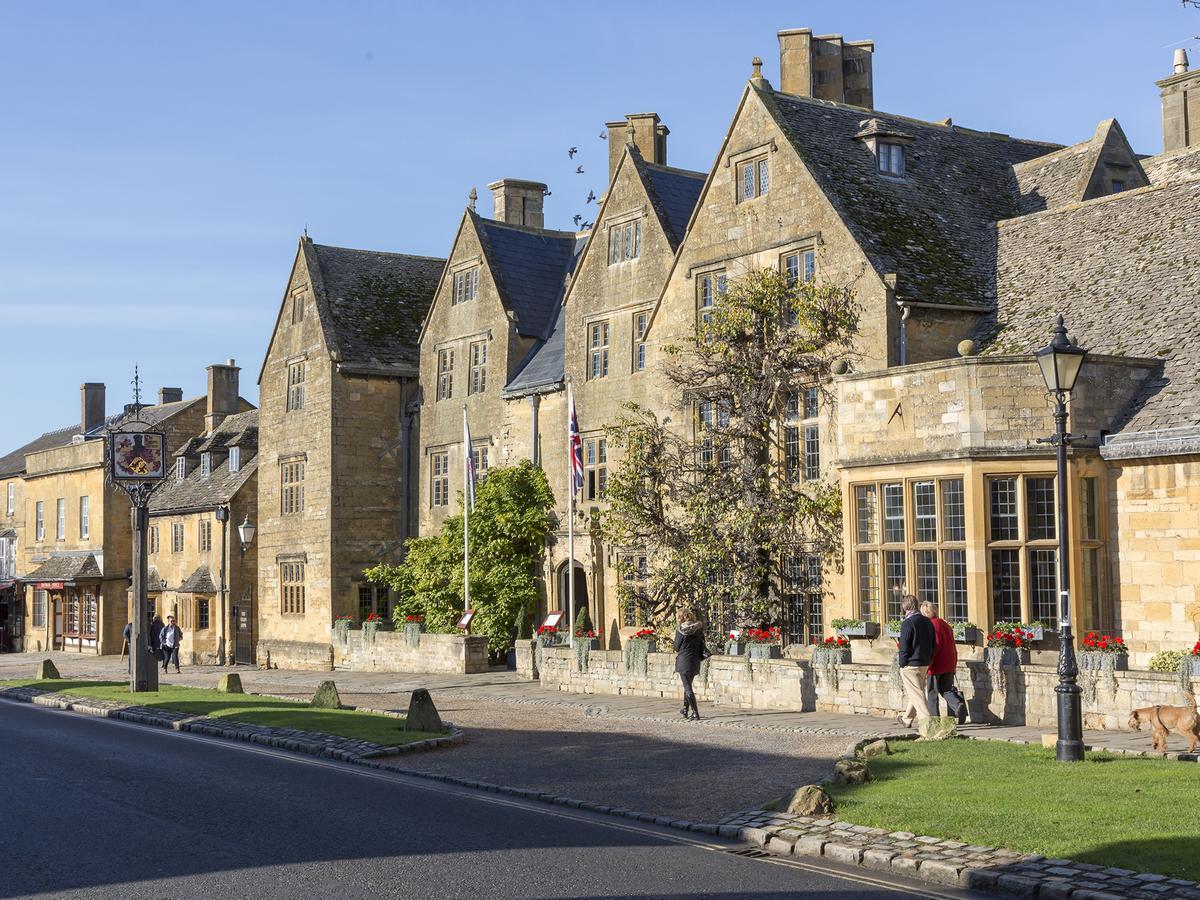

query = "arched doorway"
[556, 561, 589, 629]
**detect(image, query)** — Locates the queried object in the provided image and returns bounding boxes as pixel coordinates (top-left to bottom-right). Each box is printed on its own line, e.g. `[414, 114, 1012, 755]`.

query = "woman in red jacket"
[922, 600, 968, 724]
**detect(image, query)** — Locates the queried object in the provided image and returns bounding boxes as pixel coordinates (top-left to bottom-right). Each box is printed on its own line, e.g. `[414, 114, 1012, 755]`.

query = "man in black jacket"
[897, 594, 935, 728]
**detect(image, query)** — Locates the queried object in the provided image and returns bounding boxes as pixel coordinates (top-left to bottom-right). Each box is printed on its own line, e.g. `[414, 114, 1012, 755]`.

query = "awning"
[21, 554, 102, 584]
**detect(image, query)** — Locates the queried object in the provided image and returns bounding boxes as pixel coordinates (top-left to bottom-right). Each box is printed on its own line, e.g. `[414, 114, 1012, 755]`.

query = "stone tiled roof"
[22, 553, 102, 583]
[151, 411, 258, 513]
[639, 159, 706, 250]
[178, 565, 216, 594]
[0, 398, 202, 478]
[147, 566, 166, 592]
[974, 174, 1200, 435]
[474, 213, 581, 339]
[309, 241, 445, 376]
[502, 303, 566, 397]
[1011, 140, 1096, 216]
[1142, 144, 1200, 184]
[762, 87, 1058, 309]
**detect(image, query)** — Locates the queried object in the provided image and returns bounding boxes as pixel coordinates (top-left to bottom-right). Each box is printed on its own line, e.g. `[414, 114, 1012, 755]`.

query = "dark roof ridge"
[639, 160, 706, 179]
[767, 88, 1063, 151]
[471, 216, 580, 239]
[309, 242, 446, 263]
[997, 175, 1199, 227]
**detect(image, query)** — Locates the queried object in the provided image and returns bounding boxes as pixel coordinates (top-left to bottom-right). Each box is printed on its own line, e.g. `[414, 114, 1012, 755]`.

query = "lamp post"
[237, 516, 256, 554]
[1034, 314, 1088, 762]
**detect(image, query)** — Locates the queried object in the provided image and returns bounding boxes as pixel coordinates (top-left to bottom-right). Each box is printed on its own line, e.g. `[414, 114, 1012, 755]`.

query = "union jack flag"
[463, 408, 476, 512]
[568, 385, 584, 495]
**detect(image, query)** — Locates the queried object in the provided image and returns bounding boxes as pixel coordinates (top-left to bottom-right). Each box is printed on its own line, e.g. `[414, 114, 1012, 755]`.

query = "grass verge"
[0, 679, 443, 746]
[825, 739, 1200, 881]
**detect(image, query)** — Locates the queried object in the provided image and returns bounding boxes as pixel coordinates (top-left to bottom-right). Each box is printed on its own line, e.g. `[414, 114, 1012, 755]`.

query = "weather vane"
[130, 364, 144, 419]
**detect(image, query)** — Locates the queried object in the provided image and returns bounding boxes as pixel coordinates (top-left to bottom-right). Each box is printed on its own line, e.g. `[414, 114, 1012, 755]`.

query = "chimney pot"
[1175, 48, 1190, 75]
[205, 360, 241, 433]
[80, 383, 105, 435]
[487, 179, 547, 229]
[1159, 48, 1199, 152]
[606, 113, 669, 184]
[778, 27, 874, 109]
[158, 387, 183, 405]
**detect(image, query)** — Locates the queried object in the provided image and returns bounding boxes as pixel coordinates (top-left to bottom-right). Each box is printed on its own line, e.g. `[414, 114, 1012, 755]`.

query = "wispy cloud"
[0, 302, 267, 333]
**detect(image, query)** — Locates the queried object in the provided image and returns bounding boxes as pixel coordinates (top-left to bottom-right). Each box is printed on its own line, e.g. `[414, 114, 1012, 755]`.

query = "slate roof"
[178, 565, 216, 594]
[0, 398, 202, 479]
[151, 411, 258, 513]
[22, 553, 103, 583]
[147, 567, 166, 592]
[974, 173, 1200, 436]
[1143, 144, 1200, 184]
[639, 160, 706, 250]
[1010, 140, 1097, 216]
[474, 213, 581, 339]
[309, 242, 445, 376]
[761, 87, 1059, 308]
[502, 303, 567, 397]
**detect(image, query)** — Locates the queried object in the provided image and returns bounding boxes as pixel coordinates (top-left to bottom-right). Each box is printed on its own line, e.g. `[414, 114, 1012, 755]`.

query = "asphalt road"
[0, 702, 969, 899]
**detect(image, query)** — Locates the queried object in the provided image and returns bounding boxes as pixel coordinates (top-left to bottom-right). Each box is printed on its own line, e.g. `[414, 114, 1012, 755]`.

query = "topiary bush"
[574, 606, 593, 636]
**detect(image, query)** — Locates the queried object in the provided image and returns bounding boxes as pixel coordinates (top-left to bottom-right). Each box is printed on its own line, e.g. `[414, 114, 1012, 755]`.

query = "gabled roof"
[502, 303, 567, 398]
[151, 411, 259, 514]
[975, 171, 1200, 438]
[637, 159, 706, 250]
[307, 241, 446, 377]
[0, 397, 203, 479]
[1143, 144, 1200, 184]
[178, 565, 216, 594]
[761, 87, 1059, 309]
[472, 212, 581, 339]
[1011, 119, 1147, 216]
[22, 553, 102, 583]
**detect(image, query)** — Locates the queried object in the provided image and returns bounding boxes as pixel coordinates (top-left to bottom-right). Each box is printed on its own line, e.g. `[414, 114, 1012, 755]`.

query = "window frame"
[583, 436, 607, 501]
[5, 482, 12, 516]
[55, 498, 66, 541]
[229, 446, 240, 473]
[696, 270, 727, 330]
[985, 473, 1066, 628]
[430, 452, 449, 508]
[877, 141, 906, 176]
[79, 495, 90, 540]
[199, 518, 212, 552]
[280, 561, 305, 615]
[35, 500, 44, 541]
[452, 267, 479, 305]
[607, 219, 641, 264]
[171, 522, 184, 554]
[736, 154, 769, 202]
[632, 310, 649, 372]
[436, 348, 454, 401]
[468, 340, 487, 395]
[281, 459, 305, 515]
[286, 360, 306, 412]
[587, 320, 610, 380]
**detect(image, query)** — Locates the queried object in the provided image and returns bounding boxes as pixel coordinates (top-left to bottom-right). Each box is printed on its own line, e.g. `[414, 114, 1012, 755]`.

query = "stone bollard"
[405, 688, 444, 732]
[216, 673, 244, 694]
[310, 680, 342, 709]
[36, 659, 61, 680]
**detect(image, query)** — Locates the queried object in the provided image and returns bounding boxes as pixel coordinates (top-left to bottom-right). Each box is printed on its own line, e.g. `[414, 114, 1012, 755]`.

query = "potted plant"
[334, 615, 354, 643]
[572, 608, 602, 651]
[997, 620, 1046, 642]
[628, 627, 657, 651]
[363, 612, 384, 644]
[402, 613, 423, 648]
[984, 625, 1031, 667]
[1189, 641, 1200, 677]
[1079, 632, 1129, 704]
[744, 626, 782, 660]
[884, 619, 903, 639]
[812, 634, 851, 664]
[625, 627, 657, 675]
[725, 630, 745, 656]
[952, 621, 980, 643]
[832, 618, 881, 640]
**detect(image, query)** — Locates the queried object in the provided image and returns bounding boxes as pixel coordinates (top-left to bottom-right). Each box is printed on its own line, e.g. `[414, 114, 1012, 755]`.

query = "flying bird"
[543, 189, 552, 197]
[598, 131, 607, 139]
[581, 220, 593, 229]
[568, 147, 578, 158]
[573, 214, 582, 226]
[586, 190, 596, 204]
[575, 165, 584, 174]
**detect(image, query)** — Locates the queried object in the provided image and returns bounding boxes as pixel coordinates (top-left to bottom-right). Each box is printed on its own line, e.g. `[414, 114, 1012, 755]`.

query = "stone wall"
[257, 638, 333, 671]
[537, 647, 1198, 731]
[331, 628, 489, 674]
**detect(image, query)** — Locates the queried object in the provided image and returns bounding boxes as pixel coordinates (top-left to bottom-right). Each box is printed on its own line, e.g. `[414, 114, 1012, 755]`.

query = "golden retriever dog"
[1128, 690, 1200, 752]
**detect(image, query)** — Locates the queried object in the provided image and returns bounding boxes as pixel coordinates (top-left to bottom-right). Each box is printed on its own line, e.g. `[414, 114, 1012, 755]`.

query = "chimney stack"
[80, 383, 105, 435]
[205, 359, 240, 433]
[158, 387, 183, 405]
[487, 180, 547, 229]
[606, 113, 669, 184]
[777, 28, 874, 109]
[1159, 48, 1199, 152]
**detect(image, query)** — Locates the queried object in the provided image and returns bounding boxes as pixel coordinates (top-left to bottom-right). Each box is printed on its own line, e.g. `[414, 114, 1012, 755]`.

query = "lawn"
[0, 679, 443, 747]
[825, 739, 1200, 881]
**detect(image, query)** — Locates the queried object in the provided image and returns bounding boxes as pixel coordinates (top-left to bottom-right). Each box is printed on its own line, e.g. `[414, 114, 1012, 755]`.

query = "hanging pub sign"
[109, 429, 168, 481]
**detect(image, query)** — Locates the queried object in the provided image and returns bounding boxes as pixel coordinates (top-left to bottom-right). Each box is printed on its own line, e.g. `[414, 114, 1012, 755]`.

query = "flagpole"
[463, 404, 470, 613]
[567, 379, 576, 643]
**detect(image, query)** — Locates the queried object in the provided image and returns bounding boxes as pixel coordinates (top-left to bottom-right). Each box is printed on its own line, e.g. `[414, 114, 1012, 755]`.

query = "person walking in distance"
[922, 600, 968, 725]
[897, 594, 936, 729]
[121, 621, 133, 673]
[159, 615, 183, 673]
[674, 606, 708, 721]
[148, 611, 163, 662]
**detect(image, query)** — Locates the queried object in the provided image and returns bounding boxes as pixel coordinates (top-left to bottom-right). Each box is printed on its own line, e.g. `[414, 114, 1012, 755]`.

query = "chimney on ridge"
[777, 28, 874, 109]
[80, 383, 105, 435]
[606, 113, 668, 183]
[205, 359, 240, 433]
[487, 180, 547, 229]
[1159, 48, 1199, 152]
[158, 387, 183, 405]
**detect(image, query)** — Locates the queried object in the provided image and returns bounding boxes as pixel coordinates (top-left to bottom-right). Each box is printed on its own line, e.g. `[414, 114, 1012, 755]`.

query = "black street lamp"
[1035, 314, 1088, 762]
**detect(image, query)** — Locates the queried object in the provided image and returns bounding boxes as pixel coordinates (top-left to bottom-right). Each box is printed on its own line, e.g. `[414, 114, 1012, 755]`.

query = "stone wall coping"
[833, 351, 1158, 385]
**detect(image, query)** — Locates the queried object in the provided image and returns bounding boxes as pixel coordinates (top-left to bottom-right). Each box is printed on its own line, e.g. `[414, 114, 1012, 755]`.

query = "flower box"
[834, 622, 880, 639]
[1080, 650, 1128, 671]
[953, 624, 979, 643]
[1189, 657, 1200, 677]
[813, 647, 851, 665]
[1026, 625, 1046, 642]
[572, 637, 600, 652]
[884, 623, 902, 639]
[628, 638, 656, 653]
[984, 646, 1029, 667]
[747, 643, 782, 660]
[725, 640, 745, 656]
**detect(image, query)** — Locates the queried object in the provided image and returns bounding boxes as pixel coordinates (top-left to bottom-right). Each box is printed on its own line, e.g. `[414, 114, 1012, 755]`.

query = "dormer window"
[1111, 179, 1126, 194]
[201, 453, 213, 477]
[229, 447, 241, 473]
[175, 457, 186, 481]
[877, 142, 905, 176]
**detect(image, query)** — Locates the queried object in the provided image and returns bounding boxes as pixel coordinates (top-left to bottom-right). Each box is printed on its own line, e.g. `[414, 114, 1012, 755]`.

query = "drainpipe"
[529, 394, 541, 466]
[217, 505, 229, 665]
[897, 302, 913, 366]
[399, 378, 412, 545]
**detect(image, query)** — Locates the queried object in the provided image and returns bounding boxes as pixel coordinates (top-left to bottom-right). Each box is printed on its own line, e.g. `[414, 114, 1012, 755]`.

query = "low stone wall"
[537, 648, 1197, 730]
[513, 639, 537, 681]
[257, 639, 334, 671]
[331, 628, 489, 675]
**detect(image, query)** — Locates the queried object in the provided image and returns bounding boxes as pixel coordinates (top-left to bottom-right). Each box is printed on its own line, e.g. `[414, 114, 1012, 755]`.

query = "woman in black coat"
[674, 606, 708, 721]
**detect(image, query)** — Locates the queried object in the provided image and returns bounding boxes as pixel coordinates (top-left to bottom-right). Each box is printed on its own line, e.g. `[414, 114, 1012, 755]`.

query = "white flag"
[463, 407, 476, 512]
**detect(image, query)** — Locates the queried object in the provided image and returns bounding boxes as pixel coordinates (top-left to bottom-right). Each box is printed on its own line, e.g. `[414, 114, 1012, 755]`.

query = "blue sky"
[1, 1, 1196, 448]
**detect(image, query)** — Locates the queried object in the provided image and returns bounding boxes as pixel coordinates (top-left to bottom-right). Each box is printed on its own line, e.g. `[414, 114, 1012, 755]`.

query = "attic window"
[1111, 179, 1126, 194]
[201, 453, 213, 478]
[176, 457, 186, 481]
[453, 268, 479, 305]
[737, 156, 769, 202]
[607, 221, 640, 264]
[877, 142, 905, 176]
[229, 447, 241, 473]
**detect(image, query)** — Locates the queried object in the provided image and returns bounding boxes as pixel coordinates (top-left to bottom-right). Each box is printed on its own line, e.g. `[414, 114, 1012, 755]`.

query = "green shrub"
[1149, 650, 1185, 673]
[574, 606, 593, 635]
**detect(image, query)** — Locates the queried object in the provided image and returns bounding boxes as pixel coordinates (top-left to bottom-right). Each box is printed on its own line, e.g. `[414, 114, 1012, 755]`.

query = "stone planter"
[747, 643, 783, 660]
[1187, 657, 1200, 676]
[884, 625, 901, 639]
[725, 640, 745, 656]
[812, 647, 851, 665]
[402, 622, 424, 648]
[1025, 625, 1046, 641]
[984, 646, 1029, 667]
[333, 620, 353, 644]
[572, 637, 600, 652]
[1080, 651, 1128, 671]
[953, 625, 979, 643]
[835, 622, 880, 640]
